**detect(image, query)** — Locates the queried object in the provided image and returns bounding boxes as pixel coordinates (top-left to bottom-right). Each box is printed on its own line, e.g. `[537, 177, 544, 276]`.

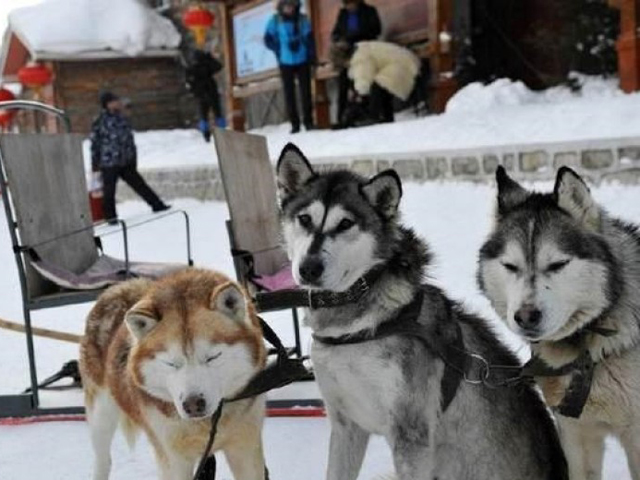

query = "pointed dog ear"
[125, 306, 159, 341]
[211, 282, 248, 325]
[276, 143, 316, 199]
[554, 167, 600, 230]
[496, 166, 528, 215]
[361, 170, 402, 220]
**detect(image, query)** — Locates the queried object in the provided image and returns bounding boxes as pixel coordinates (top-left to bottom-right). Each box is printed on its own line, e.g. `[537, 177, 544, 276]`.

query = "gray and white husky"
[479, 166, 640, 480]
[276, 144, 567, 480]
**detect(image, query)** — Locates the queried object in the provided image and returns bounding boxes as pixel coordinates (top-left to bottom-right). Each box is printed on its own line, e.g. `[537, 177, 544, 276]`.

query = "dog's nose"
[514, 305, 542, 330]
[182, 395, 207, 417]
[299, 256, 324, 283]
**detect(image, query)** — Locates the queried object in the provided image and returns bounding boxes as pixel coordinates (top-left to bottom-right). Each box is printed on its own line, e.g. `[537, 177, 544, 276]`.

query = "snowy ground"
[0, 180, 635, 479]
[107, 75, 640, 171]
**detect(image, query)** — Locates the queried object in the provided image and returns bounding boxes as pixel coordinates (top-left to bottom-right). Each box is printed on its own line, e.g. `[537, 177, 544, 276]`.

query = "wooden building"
[0, 3, 195, 134]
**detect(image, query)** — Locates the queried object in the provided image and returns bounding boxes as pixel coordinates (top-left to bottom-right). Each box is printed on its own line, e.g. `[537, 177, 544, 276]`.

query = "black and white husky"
[276, 144, 567, 480]
[479, 167, 640, 480]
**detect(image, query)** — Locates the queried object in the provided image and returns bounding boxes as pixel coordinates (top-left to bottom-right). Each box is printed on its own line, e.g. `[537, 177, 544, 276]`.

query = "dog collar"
[255, 264, 385, 311]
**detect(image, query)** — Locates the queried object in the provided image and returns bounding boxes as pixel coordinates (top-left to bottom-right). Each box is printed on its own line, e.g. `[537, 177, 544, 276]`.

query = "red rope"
[0, 407, 326, 426]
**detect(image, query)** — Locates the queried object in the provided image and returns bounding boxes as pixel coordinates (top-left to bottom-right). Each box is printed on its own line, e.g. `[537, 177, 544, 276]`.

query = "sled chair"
[0, 101, 193, 417]
[213, 128, 303, 359]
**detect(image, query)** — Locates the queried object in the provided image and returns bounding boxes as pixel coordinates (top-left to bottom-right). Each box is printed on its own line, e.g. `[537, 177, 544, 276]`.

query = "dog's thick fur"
[479, 167, 640, 480]
[79, 269, 267, 480]
[277, 144, 568, 480]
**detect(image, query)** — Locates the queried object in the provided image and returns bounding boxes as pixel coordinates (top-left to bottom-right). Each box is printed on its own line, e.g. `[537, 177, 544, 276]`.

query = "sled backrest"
[0, 134, 98, 298]
[213, 128, 287, 277]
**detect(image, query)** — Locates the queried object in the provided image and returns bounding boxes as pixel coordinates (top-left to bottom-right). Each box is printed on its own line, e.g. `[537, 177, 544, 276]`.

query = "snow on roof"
[8, 0, 181, 58]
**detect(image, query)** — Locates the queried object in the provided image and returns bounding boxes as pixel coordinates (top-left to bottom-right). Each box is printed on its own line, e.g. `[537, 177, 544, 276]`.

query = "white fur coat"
[348, 41, 421, 101]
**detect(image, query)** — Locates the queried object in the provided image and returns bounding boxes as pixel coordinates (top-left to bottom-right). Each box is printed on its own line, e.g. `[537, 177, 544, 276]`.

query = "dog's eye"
[205, 352, 222, 364]
[162, 360, 180, 369]
[546, 260, 570, 273]
[297, 214, 312, 229]
[502, 262, 520, 274]
[336, 218, 355, 232]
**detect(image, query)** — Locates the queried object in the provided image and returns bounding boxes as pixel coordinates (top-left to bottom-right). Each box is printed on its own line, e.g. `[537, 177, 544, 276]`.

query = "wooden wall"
[52, 57, 197, 134]
[315, 0, 429, 62]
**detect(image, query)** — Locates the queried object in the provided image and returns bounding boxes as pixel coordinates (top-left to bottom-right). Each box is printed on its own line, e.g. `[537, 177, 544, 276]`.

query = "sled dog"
[79, 269, 267, 480]
[479, 166, 640, 480]
[276, 144, 568, 480]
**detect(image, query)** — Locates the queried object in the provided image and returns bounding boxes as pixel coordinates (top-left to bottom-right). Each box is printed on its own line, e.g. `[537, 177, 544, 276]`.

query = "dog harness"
[312, 288, 466, 412]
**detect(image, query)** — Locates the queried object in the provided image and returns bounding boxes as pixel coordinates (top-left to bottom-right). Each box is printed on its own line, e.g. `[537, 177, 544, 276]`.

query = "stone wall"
[117, 136, 640, 203]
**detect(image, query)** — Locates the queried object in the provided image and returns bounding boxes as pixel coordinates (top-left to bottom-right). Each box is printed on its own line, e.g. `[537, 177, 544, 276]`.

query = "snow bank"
[446, 74, 622, 114]
[9, 0, 181, 57]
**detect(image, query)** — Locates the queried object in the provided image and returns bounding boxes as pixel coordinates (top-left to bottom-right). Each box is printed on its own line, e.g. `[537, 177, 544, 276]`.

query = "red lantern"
[0, 87, 16, 129]
[182, 5, 215, 48]
[18, 62, 53, 99]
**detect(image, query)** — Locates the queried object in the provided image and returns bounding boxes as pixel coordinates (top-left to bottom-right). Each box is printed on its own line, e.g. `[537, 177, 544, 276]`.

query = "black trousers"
[337, 68, 352, 125]
[101, 165, 164, 220]
[198, 90, 222, 122]
[369, 83, 394, 124]
[279, 63, 313, 130]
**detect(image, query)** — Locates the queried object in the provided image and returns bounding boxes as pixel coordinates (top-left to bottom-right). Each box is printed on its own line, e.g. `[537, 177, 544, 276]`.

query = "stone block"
[483, 155, 499, 174]
[350, 160, 376, 177]
[392, 159, 425, 180]
[451, 156, 480, 176]
[553, 152, 578, 169]
[425, 157, 448, 179]
[502, 154, 515, 171]
[618, 146, 640, 162]
[376, 160, 391, 173]
[581, 149, 614, 169]
[519, 151, 549, 172]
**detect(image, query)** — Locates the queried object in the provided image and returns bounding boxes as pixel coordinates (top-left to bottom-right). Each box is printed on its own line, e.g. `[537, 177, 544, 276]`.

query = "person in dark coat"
[264, 0, 315, 134]
[186, 49, 226, 142]
[90, 91, 169, 224]
[331, 0, 382, 126]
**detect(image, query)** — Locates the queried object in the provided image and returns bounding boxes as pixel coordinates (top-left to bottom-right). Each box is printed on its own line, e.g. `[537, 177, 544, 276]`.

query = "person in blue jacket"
[264, 0, 315, 133]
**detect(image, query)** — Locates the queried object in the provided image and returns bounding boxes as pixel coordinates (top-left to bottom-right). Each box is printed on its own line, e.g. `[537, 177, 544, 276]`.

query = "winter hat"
[277, 0, 300, 15]
[99, 91, 119, 109]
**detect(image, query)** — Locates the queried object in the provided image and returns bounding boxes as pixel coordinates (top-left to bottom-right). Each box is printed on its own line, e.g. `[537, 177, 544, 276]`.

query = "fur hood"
[348, 41, 421, 101]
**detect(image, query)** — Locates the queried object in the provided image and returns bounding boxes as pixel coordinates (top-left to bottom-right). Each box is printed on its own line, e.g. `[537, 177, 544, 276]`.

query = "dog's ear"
[125, 305, 159, 341]
[496, 166, 528, 215]
[554, 167, 600, 229]
[276, 143, 316, 200]
[211, 282, 248, 325]
[361, 170, 402, 220]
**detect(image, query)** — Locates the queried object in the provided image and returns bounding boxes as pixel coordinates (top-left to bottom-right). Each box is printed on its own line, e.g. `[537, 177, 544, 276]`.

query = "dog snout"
[182, 394, 207, 418]
[299, 256, 324, 284]
[514, 305, 542, 330]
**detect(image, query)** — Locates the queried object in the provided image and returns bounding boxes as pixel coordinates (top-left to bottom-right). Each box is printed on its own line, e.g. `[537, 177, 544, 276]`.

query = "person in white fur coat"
[331, 40, 421, 125]
[349, 41, 421, 103]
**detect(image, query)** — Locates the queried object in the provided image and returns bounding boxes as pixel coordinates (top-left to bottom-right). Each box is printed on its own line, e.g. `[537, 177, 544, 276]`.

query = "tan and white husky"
[79, 269, 267, 480]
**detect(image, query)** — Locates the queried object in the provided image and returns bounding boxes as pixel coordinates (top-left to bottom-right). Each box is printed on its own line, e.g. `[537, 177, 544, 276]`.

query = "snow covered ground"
[117, 75, 640, 171]
[0, 180, 636, 479]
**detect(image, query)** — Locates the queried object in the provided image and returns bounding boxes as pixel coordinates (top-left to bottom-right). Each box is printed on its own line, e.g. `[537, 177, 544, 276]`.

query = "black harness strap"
[313, 291, 466, 412]
[521, 350, 596, 419]
[193, 317, 309, 480]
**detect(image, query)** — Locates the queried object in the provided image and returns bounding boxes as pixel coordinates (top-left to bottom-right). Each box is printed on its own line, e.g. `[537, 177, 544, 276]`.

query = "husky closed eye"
[501, 262, 520, 274]
[336, 218, 355, 232]
[205, 352, 222, 363]
[162, 360, 180, 369]
[546, 259, 570, 273]
[298, 214, 313, 229]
